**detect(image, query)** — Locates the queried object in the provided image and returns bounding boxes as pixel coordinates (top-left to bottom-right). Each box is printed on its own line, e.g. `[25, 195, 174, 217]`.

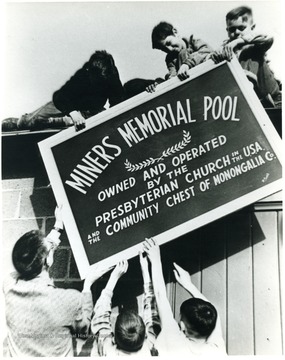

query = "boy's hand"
[110, 260, 128, 281]
[146, 82, 158, 93]
[177, 64, 190, 80]
[211, 48, 232, 63]
[143, 238, 161, 263]
[173, 262, 192, 289]
[69, 110, 86, 132]
[84, 263, 114, 290]
[105, 260, 128, 292]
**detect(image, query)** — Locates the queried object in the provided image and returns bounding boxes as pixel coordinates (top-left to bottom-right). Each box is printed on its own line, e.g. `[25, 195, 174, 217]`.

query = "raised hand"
[84, 263, 114, 291]
[110, 260, 129, 281]
[143, 238, 161, 263]
[173, 262, 192, 289]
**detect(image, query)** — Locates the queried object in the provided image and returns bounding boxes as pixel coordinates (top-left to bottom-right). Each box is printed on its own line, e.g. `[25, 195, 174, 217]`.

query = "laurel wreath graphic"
[124, 130, 191, 172]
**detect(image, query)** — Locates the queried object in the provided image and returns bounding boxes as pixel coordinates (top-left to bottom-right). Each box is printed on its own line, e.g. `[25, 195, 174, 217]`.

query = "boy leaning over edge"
[211, 6, 281, 108]
[146, 21, 213, 92]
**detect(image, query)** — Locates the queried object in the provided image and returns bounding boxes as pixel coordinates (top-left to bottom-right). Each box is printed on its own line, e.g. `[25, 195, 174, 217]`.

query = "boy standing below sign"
[143, 238, 227, 356]
[211, 6, 281, 108]
[146, 21, 213, 92]
[3, 206, 112, 357]
[91, 254, 160, 356]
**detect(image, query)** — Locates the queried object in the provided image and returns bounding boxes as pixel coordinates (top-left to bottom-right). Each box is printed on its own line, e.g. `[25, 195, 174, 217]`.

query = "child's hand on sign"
[111, 260, 128, 281]
[177, 64, 190, 80]
[84, 263, 114, 291]
[69, 110, 86, 132]
[143, 238, 161, 264]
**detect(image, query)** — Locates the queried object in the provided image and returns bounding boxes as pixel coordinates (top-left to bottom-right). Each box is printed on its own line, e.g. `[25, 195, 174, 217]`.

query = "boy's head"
[87, 50, 118, 81]
[151, 22, 186, 54]
[180, 298, 217, 340]
[226, 6, 255, 40]
[114, 310, 146, 352]
[12, 230, 51, 280]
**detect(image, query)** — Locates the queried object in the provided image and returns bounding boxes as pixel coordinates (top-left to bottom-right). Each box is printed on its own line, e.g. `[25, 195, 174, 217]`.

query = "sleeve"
[72, 291, 93, 336]
[241, 32, 274, 53]
[143, 282, 161, 346]
[52, 89, 76, 115]
[91, 288, 113, 337]
[165, 54, 179, 79]
[52, 69, 84, 115]
[183, 35, 213, 68]
[108, 68, 125, 107]
[45, 229, 61, 248]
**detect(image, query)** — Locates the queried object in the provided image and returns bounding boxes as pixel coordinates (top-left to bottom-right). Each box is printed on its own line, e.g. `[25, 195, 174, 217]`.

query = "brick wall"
[1, 131, 148, 304]
[2, 131, 82, 291]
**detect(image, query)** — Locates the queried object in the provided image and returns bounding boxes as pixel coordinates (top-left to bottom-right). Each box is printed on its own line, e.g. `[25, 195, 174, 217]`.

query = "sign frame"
[39, 58, 283, 279]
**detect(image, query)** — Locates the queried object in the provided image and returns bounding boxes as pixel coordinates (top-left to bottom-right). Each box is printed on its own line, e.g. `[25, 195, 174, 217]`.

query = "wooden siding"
[170, 206, 283, 355]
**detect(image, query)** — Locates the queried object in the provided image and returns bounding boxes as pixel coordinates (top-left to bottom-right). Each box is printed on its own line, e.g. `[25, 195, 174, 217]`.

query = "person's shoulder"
[50, 286, 82, 301]
[47, 287, 86, 312]
[205, 338, 227, 354]
[3, 272, 18, 293]
[165, 52, 177, 63]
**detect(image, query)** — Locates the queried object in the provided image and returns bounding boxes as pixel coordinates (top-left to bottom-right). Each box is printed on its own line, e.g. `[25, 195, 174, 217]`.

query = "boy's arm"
[173, 262, 207, 300]
[139, 252, 161, 346]
[45, 206, 64, 250]
[165, 52, 180, 79]
[173, 263, 225, 344]
[71, 263, 114, 336]
[108, 67, 125, 107]
[91, 261, 128, 355]
[143, 239, 179, 331]
[224, 31, 273, 54]
[183, 35, 213, 68]
[240, 30, 274, 52]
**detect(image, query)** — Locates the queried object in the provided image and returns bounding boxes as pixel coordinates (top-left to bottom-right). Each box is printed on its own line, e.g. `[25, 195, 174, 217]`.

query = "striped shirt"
[91, 282, 161, 356]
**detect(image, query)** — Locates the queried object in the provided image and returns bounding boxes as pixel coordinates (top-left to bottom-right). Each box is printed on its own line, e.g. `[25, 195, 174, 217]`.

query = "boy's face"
[226, 15, 254, 40]
[158, 30, 186, 54]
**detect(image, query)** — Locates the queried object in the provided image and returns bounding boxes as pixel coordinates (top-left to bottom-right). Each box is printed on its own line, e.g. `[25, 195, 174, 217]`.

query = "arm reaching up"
[173, 262, 208, 301]
[91, 261, 128, 356]
[143, 238, 177, 330]
[173, 262, 225, 346]
[139, 251, 161, 349]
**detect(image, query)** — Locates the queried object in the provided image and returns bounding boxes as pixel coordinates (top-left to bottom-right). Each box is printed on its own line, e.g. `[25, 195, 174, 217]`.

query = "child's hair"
[226, 6, 253, 23]
[87, 50, 118, 80]
[114, 310, 146, 352]
[151, 21, 174, 49]
[180, 298, 217, 338]
[12, 230, 48, 280]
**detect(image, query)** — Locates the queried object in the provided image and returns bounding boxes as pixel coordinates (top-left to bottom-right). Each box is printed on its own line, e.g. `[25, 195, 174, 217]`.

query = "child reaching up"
[90, 254, 160, 356]
[143, 237, 227, 356]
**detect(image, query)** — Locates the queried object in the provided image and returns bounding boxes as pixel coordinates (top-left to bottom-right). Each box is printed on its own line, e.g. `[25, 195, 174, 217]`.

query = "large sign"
[39, 59, 282, 278]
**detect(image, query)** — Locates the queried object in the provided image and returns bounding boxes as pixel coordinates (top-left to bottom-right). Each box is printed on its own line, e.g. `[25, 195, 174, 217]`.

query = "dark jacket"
[53, 62, 124, 116]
